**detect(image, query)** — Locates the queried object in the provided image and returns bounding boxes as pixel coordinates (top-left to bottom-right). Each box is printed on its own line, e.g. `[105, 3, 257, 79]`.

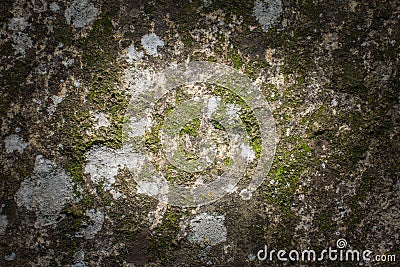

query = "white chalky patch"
[78, 209, 104, 239]
[240, 143, 256, 161]
[127, 117, 148, 137]
[141, 33, 164, 57]
[205, 96, 221, 118]
[62, 58, 74, 67]
[4, 252, 16, 261]
[225, 103, 241, 125]
[8, 17, 33, 56]
[93, 112, 110, 129]
[123, 68, 153, 98]
[188, 213, 227, 246]
[15, 155, 76, 228]
[223, 183, 237, 193]
[125, 44, 144, 63]
[71, 250, 85, 267]
[239, 188, 252, 200]
[84, 145, 144, 199]
[49, 2, 60, 12]
[136, 179, 169, 197]
[0, 215, 8, 234]
[248, 254, 257, 261]
[48, 95, 64, 115]
[65, 0, 99, 28]
[253, 0, 283, 32]
[4, 134, 28, 153]
[136, 181, 160, 196]
[8, 17, 29, 31]
[74, 80, 81, 88]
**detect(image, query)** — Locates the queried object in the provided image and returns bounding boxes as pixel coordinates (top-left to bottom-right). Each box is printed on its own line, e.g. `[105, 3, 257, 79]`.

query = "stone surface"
[0, 0, 399, 266]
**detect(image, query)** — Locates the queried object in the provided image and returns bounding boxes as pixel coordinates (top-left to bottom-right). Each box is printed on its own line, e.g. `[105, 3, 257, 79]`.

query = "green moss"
[93, 12, 113, 35]
[63, 73, 127, 188]
[54, 23, 72, 46]
[264, 136, 312, 206]
[212, 85, 262, 159]
[181, 32, 193, 46]
[275, 207, 296, 248]
[346, 171, 375, 231]
[211, 120, 224, 130]
[180, 118, 200, 136]
[244, 60, 271, 80]
[150, 209, 182, 251]
[230, 52, 243, 69]
[144, 119, 162, 154]
[80, 194, 95, 208]
[61, 203, 88, 230]
[317, 209, 335, 232]
[224, 157, 233, 166]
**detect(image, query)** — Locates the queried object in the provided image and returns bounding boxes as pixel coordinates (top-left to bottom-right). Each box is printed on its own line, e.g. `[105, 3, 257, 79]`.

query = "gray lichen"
[15, 155, 77, 228]
[187, 213, 227, 246]
[78, 209, 104, 239]
[0, 214, 8, 234]
[8, 17, 33, 56]
[4, 134, 28, 154]
[65, 0, 99, 29]
[84, 145, 144, 199]
[141, 33, 165, 57]
[253, 0, 283, 32]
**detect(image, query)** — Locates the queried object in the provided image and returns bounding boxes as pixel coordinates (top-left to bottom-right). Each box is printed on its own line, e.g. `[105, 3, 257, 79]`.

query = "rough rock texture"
[0, 0, 399, 266]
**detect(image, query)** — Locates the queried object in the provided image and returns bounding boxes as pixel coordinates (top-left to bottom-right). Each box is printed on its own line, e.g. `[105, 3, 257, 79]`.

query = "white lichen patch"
[141, 33, 165, 57]
[93, 112, 110, 129]
[240, 143, 256, 161]
[136, 180, 167, 197]
[0, 214, 8, 234]
[4, 252, 16, 261]
[225, 103, 241, 125]
[4, 134, 28, 153]
[253, 0, 283, 32]
[15, 155, 76, 228]
[122, 66, 153, 97]
[62, 58, 75, 67]
[124, 44, 144, 63]
[188, 213, 227, 246]
[49, 2, 60, 12]
[48, 95, 64, 115]
[126, 117, 148, 137]
[147, 200, 168, 230]
[84, 145, 144, 199]
[8, 17, 33, 56]
[239, 188, 252, 200]
[71, 250, 85, 267]
[78, 209, 104, 239]
[65, 0, 99, 29]
[205, 96, 221, 118]
[8, 17, 29, 34]
[74, 80, 81, 88]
